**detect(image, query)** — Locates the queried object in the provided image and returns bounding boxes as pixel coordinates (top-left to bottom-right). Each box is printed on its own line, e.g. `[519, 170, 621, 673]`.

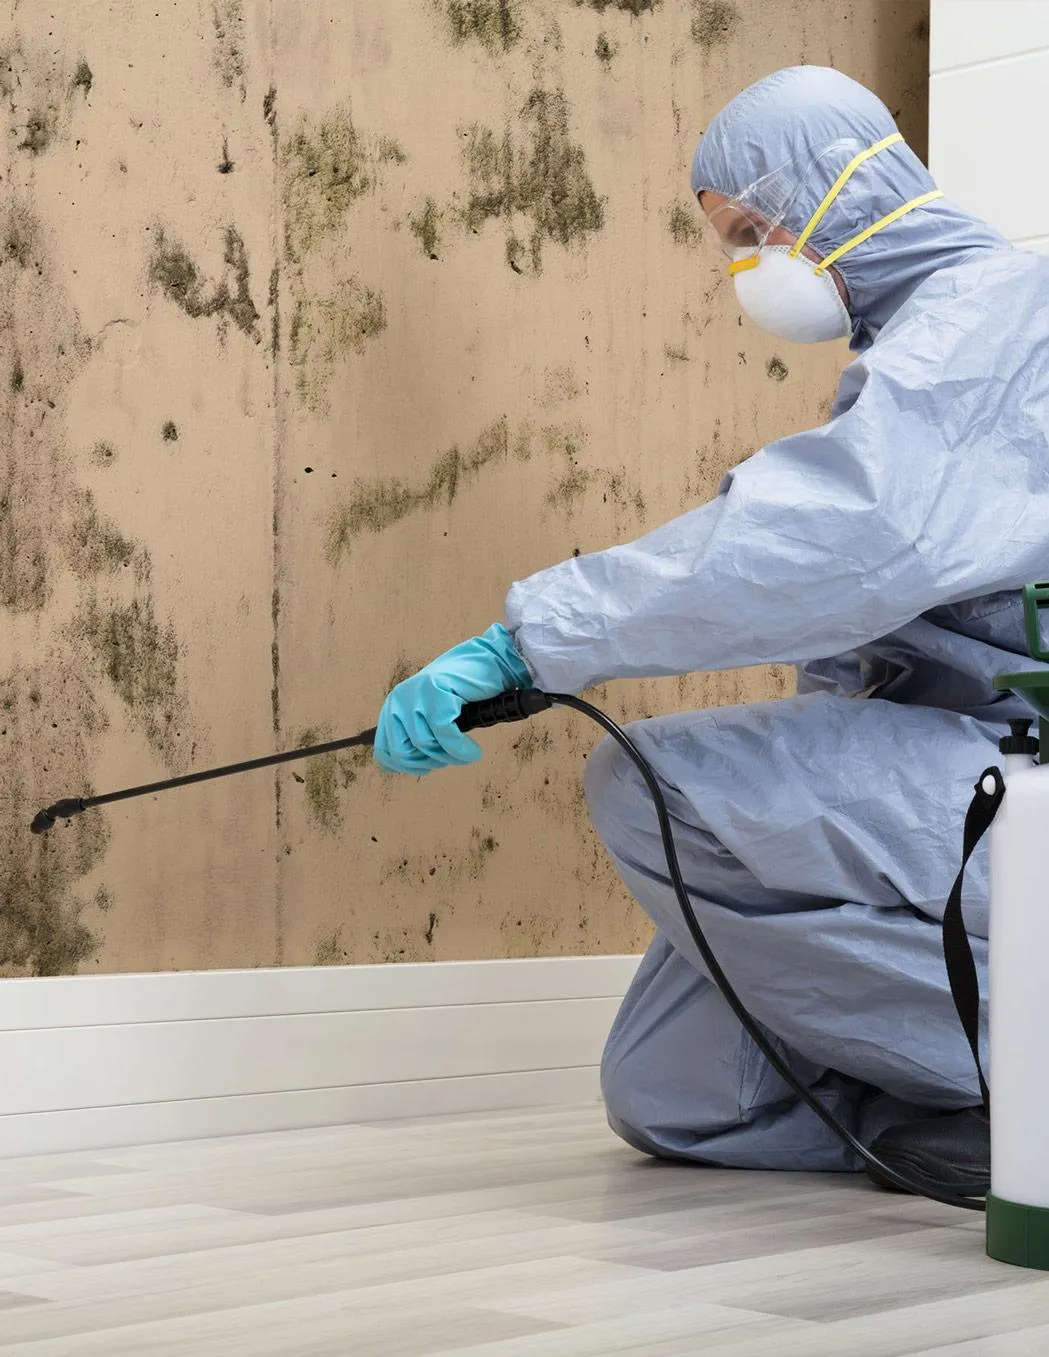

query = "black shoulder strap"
[942, 766, 1005, 1109]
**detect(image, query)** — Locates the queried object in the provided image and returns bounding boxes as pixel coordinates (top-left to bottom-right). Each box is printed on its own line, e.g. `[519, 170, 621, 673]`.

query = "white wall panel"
[931, 2, 1048, 246]
[931, 0, 1049, 72]
[0, 957, 639, 1158]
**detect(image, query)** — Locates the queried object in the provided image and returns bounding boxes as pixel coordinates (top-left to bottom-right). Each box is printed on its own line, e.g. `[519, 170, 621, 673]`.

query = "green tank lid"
[994, 583, 1049, 719]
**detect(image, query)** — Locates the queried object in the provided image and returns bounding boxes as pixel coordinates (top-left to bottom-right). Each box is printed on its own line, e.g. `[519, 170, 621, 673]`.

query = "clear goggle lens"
[704, 200, 774, 258]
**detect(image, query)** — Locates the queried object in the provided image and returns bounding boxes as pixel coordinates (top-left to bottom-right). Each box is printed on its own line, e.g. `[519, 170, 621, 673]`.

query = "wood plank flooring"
[0, 1102, 1046, 1354]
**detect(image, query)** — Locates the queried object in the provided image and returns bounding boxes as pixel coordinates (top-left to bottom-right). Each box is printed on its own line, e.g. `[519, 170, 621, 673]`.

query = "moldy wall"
[0, 0, 929, 975]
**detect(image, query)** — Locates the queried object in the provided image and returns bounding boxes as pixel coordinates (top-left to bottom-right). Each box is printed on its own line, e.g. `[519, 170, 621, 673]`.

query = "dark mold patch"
[664, 343, 688, 363]
[576, 0, 659, 12]
[690, 0, 741, 50]
[281, 107, 372, 265]
[212, 0, 247, 101]
[669, 202, 701, 247]
[377, 136, 407, 165]
[90, 440, 117, 468]
[0, 667, 110, 978]
[289, 276, 386, 413]
[595, 32, 616, 65]
[410, 198, 442, 259]
[766, 355, 788, 381]
[218, 137, 235, 174]
[1, 866, 100, 976]
[512, 726, 553, 764]
[19, 110, 56, 156]
[64, 488, 138, 578]
[547, 458, 646, 524]
[161, 420, 178, 442]
[314, 928, 347, 965]
[148, 225, 261, 342]
[466, 828, 499, 879]
[446, 0, 521, 51]
[912, 15, 930, 42]
[462, 87, 605, 273]
[326, 417, 508, 561]
[263, 86, 277, 129]
[546, 466, 590, 512]
[10, 357, 23, 391]
[268, 264, 280, 357]
[2, 202, 39, 269]
[424, 912, 438, 946]
[74, 593, 188, 768]
[294, 726, 372, 833]
[72, 61, 93, 95]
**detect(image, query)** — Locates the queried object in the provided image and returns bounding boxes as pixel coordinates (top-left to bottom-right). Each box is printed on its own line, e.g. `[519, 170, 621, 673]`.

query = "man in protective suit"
[375, 67, 1047, 1198]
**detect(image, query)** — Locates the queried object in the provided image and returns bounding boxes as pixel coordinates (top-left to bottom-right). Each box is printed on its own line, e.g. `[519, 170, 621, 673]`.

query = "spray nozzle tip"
[29, 799, 86, 834]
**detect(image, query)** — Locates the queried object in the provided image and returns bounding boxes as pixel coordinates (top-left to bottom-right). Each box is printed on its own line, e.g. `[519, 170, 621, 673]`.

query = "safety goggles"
[703, 133, 943, 278]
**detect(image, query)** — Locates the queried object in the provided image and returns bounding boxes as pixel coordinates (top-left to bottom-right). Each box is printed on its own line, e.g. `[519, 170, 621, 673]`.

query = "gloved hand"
[374, 623, 533, 774]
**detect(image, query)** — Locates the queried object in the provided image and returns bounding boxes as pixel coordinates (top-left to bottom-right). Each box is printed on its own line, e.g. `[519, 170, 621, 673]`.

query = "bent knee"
[583, 732, 647, 842]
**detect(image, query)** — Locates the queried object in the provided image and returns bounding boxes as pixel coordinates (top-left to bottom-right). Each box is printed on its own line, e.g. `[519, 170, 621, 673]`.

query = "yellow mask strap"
[727, 255, 759, 277]
[813, 189, 944, 276]
[789, 132, 903, 260]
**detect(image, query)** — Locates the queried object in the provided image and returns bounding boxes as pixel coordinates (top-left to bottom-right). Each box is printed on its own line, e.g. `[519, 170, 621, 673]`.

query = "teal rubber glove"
[374, 623, 533, 774]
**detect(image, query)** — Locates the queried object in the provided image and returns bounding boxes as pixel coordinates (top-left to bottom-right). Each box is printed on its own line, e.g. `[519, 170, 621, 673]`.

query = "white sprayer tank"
[986, 584, 1049, 1269]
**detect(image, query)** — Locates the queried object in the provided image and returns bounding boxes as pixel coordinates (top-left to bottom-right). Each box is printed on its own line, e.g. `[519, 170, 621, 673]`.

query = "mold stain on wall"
[63, 487, 142, 580]
[279, 103, 404, 410]
[690, 0, 742, 50]
[148, 226, 261, 344]
[280, 106, 374, 266]
[314, 927, 348, 965]
[0, 88, 141, 973]
[1, 36, 81, 158]
[410, 197, 442, 259]
[211, 0, 247, 102]
[0, 658, 114, 977]
[444, 0, 521, 51]
[326, 417, 511, 562]
[595, 32, 617, 66]
[668, 201, 702, 248]
[73, 593, 190, 771]
[294, 727, 372, 833]
[289, 276, 386, 413]
[460, 87, 605, 274]
[71, 61, 93, 95]
[576, 0, 660, 13]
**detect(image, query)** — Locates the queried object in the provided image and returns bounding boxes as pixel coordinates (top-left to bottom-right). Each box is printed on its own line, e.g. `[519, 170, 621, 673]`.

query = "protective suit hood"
[690, 66, 1008, 349]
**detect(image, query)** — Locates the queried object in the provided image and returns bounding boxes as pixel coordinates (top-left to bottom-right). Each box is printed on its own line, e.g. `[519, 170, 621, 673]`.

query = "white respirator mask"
[714, 131, 945, 346]
[729, 246, 851, 344]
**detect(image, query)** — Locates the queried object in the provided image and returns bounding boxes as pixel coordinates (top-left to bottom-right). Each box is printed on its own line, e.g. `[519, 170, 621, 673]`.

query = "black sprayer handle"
[455, 689, 553, 731]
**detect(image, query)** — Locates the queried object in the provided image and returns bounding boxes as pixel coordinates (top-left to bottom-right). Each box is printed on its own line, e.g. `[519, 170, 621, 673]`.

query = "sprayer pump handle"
[1000, 719, 1040, 756]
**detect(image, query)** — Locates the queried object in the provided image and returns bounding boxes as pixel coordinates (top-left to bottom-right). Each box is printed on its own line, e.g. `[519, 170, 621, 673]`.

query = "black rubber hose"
[549, 692, 985, 1213]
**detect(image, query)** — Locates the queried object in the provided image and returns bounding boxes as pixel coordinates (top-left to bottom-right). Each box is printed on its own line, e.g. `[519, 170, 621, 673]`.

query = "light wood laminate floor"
[0, 1102, 1047, 1354]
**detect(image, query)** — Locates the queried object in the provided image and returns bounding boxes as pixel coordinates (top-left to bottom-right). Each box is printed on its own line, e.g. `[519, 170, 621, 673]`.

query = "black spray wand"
[29, 690, 554, 834]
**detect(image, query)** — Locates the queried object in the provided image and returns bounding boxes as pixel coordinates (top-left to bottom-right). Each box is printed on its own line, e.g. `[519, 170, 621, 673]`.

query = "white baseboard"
[0, 956, 641, 1158]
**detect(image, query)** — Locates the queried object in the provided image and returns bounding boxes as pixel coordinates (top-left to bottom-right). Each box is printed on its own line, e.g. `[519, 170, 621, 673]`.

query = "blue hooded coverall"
[503, 68, 1049, 1170]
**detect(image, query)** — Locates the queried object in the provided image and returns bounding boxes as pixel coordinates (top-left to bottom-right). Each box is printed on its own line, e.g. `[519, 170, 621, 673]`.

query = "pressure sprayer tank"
[987, 583, 1049, 1269]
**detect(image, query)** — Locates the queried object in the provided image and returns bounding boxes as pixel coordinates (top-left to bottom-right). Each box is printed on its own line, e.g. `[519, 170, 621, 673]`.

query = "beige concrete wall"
[0, 0, 929, 976]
